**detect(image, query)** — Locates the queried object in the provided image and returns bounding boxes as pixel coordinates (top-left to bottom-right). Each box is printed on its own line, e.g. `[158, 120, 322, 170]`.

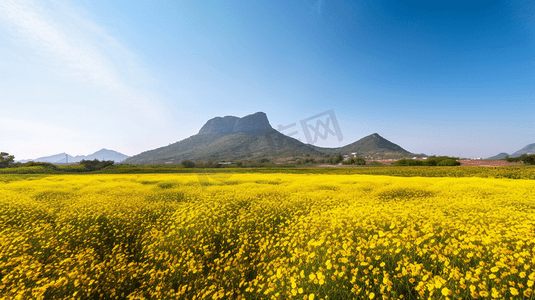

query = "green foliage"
[369, 161, 385, 167]
[506, 154, 535, 165]
[296, 158, 316, 165]
[259, 158, 270, 163]
[318, 154, 344, 165]
[392, 156, 460, 167]
[79, 159, 114, 171]
[391, 159, 424, 166]
[342, 157, 366, 165]
[0, 160, 114, 174]
[0, 152, 15, 168]
[525, 155, 535, 165]
[180, 160, 195, 168]
[20, 161, 57, 169]
[437, 159, 461, 166]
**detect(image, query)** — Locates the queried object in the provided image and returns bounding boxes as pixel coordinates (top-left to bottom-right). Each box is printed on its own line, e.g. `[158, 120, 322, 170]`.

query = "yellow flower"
[309, 293, 315, 300]
[369, 292, 375, 299]
[490, 267, 499, 273]
[441, 287, 451, 296]
[510, 287, 519, 296]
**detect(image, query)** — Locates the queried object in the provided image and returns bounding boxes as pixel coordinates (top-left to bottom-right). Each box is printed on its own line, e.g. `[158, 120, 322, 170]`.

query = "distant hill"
[19, 149, 129, 163]
[487, 152, 509, 160]
[123, 112, 418, 164]
[328, 133, 411, 157]
[488, 143, 535, 159]
[18, 153, 74, 164]
[511, 143, 535, 157]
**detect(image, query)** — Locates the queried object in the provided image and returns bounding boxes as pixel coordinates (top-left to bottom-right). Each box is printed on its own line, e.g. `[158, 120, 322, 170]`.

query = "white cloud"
[0, 0, 164, 121]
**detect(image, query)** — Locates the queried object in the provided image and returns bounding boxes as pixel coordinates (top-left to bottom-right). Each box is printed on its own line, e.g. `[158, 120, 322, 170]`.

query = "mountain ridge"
[198, 112, 274, 136]
[511, 143, 535, 157]
[123, 112, 418, 164]
[19, 149, 130, 163]
[487, 143, 535, 159]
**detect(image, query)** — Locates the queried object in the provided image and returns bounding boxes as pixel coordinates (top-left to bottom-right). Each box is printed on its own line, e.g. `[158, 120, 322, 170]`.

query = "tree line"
[505, 154, 535, 165]
[391, 156, 461, 166]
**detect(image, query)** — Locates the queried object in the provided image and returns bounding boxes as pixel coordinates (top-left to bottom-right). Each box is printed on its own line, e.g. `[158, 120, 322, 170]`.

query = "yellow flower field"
[1, 173, 534, 299]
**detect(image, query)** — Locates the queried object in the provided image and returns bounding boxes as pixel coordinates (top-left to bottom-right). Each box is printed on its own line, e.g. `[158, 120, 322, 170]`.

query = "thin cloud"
[0, 0, 164, 120]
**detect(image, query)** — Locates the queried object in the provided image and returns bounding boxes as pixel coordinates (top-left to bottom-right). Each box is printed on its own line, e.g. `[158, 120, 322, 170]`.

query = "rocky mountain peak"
[197, 112, 274, 136]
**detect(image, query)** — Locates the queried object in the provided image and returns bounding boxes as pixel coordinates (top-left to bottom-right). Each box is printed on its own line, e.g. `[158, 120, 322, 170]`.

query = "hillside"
[487, 143, 535, 159]
[510, 143, 535, 157]
[123, 112, 417, 164]
[325, 133, 412, 158]
[487, 152, 509, 160]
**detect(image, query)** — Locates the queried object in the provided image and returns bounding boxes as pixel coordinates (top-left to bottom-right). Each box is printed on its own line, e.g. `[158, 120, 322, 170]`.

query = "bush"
[297, 158, 316, 165]
[22, 161, 57, 169]
[524, 155, 535, 165]
[342, 157, 366, 165]
[392, 159, 424, 166]
[80, 159, 114, 171]
[437, 159, 461, 166]
[392, 157, 460, 167]
[507, 154, 535, 165]
[180, 160, 195, 168]
[0, 152, 15, 168]
[320, 154, 344, 165]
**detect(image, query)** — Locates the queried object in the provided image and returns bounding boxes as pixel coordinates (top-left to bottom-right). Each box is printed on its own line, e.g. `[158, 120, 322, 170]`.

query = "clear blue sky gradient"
[1, 0, 534, 159]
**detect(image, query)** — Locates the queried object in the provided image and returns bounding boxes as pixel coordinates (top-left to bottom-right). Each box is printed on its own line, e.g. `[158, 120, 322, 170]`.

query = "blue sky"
[1, 0, 534, 159]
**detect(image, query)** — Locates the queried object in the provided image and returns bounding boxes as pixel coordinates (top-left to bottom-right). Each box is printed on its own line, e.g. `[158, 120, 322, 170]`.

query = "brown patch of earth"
[458, 159, 522, 167]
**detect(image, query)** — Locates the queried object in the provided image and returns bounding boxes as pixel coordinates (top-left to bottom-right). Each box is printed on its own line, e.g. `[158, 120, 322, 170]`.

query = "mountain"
[123, 112, 417, 164]
[18, 153, 74, 164]
[487, 152, 509, 160]
[123, 112, 323, 164]
[487, 143, 535, 159]
[510, 143, 535, 157]
[19, 149, 129, 163]
[198, 112, 274, 136]
[330, 133, 411, 157]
